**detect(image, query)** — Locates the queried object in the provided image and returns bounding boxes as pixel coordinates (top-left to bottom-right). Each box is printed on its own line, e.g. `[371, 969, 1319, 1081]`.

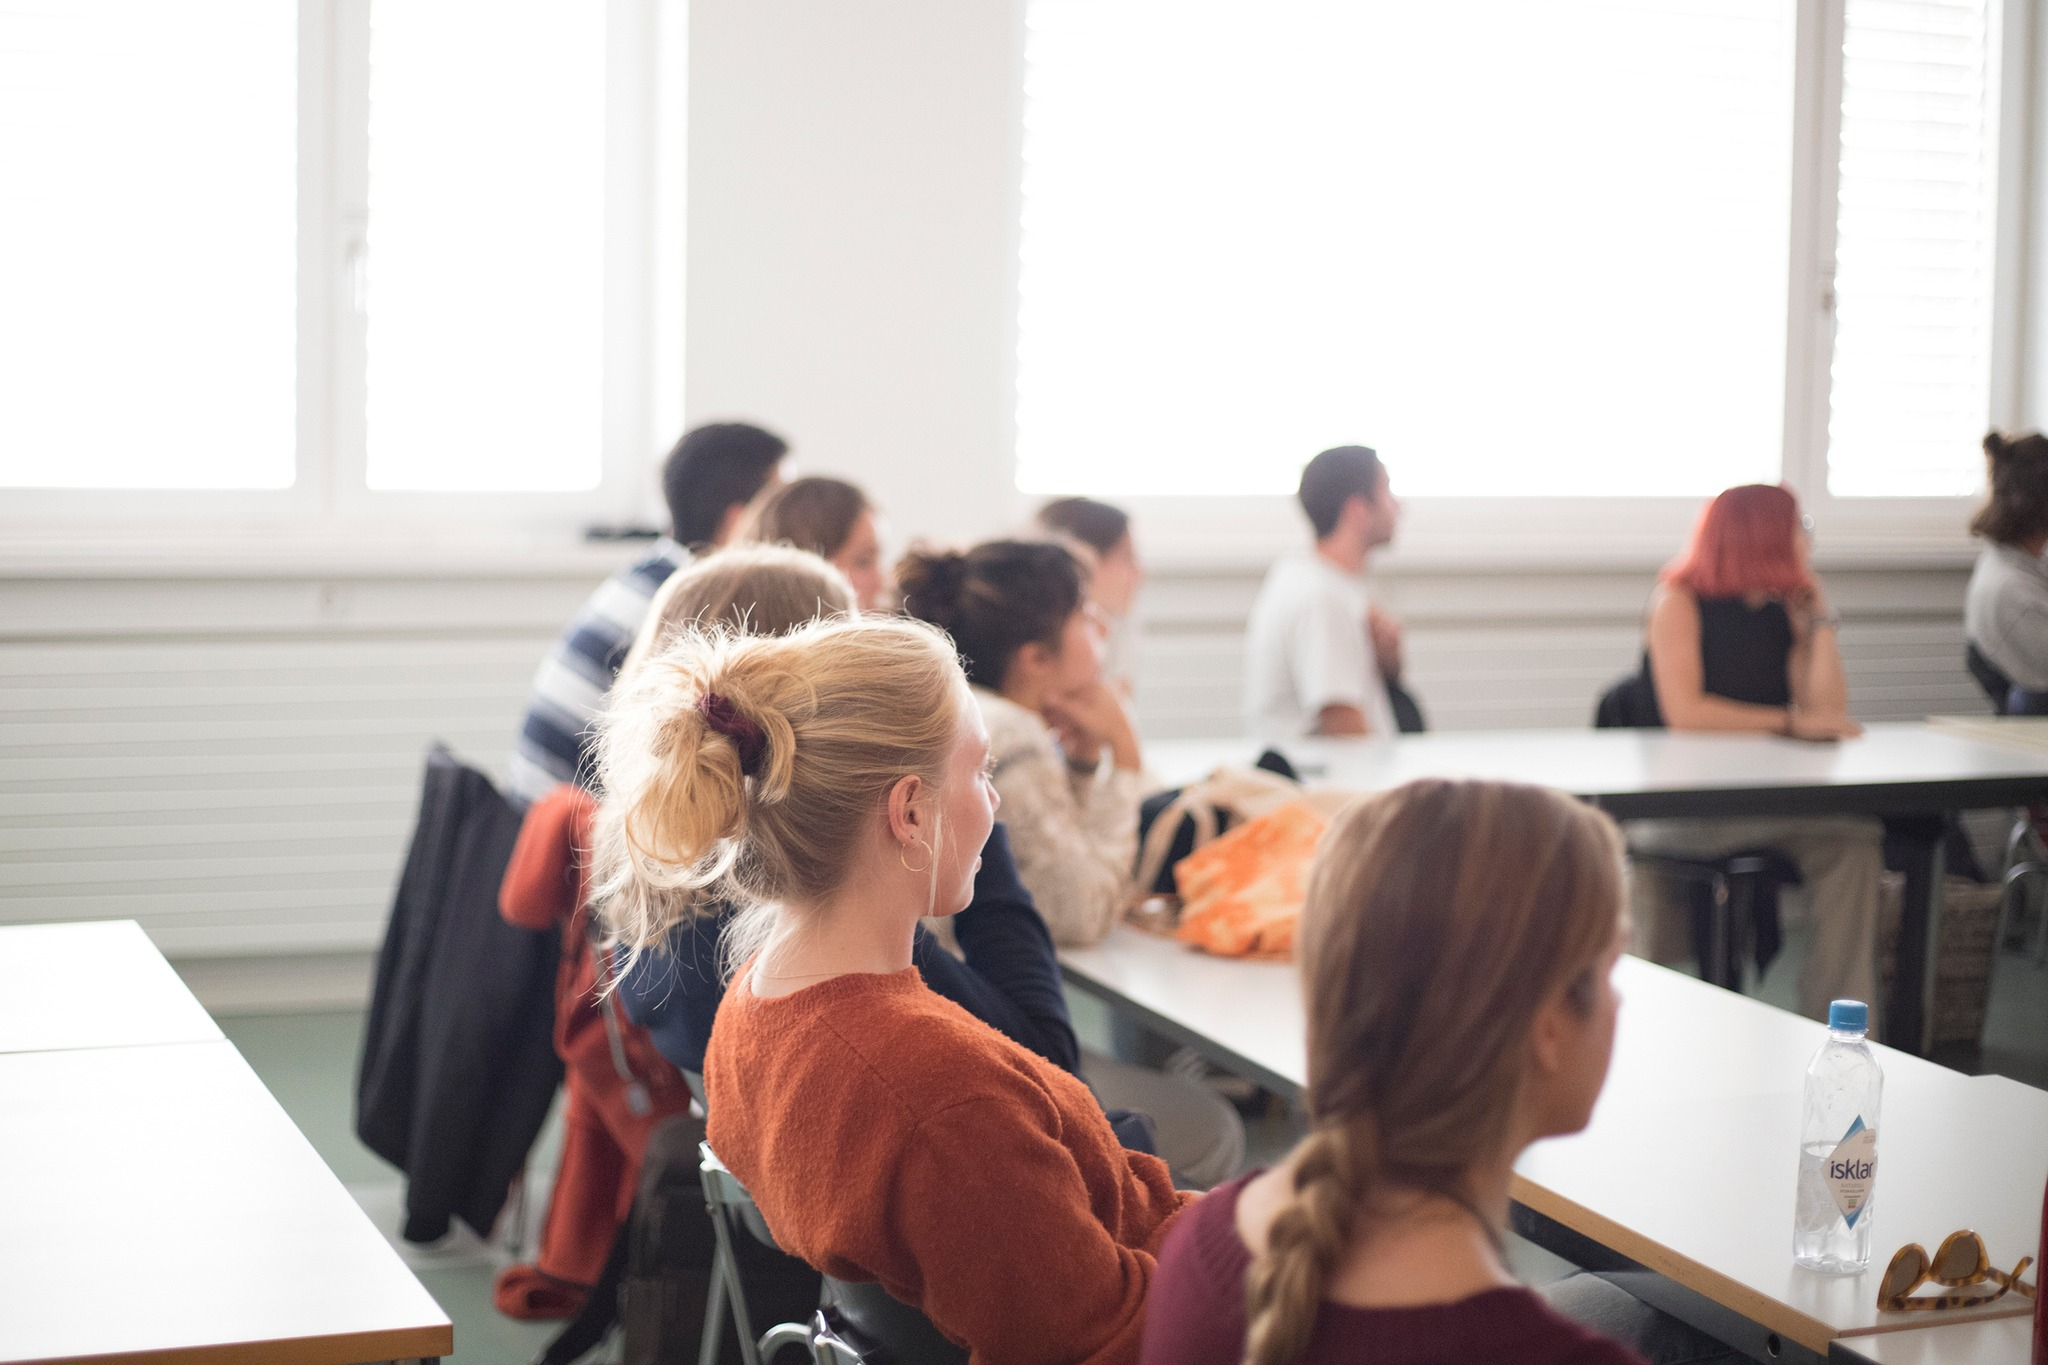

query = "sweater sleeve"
[883, 1095, 1184, 1365]
[617, 908, 731, 1076]
[498, 786, 582, 932]
[991, 731, 1142, 950]
[915, 824, 1080, 1074]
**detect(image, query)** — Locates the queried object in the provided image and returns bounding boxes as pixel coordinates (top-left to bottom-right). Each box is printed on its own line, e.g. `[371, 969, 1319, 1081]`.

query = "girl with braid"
[1142, 779, 1656, 1365]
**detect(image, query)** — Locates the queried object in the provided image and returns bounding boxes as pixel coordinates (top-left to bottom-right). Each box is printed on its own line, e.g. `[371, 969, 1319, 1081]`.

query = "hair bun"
[1985, 430, 2010, 458]
[894, 546, 971, 628]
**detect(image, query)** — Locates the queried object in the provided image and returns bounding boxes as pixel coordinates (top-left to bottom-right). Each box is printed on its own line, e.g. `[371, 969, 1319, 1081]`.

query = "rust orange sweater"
[705, 967, 1193, 1365]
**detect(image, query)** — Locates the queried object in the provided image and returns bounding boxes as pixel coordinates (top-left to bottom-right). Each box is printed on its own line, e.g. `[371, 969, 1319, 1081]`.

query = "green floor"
[219, 1011, 573, 1365]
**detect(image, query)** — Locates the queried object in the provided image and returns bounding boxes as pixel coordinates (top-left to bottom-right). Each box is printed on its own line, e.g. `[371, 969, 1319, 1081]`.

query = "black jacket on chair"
[355, 744, 563, 1243]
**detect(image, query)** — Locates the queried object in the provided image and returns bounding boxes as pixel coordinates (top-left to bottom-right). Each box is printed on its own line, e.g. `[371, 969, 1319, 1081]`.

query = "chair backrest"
[700, 1141, 782, 1252]
[1966, 641, 2016, 714]
[1594, 671, 1662, 729]
[821, 1278, 968, 1365]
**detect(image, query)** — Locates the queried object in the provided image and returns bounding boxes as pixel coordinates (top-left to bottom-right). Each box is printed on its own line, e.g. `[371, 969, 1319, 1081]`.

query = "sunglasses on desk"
[1877, 1230, 2037, 1312]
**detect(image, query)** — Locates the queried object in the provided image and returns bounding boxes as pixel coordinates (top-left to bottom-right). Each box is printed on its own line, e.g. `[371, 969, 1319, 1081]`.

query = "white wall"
[682, 0, 1030, 547]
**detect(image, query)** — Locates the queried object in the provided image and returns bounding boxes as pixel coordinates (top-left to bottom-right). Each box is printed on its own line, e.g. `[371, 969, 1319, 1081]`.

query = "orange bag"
[1173, 800, 1330, 960]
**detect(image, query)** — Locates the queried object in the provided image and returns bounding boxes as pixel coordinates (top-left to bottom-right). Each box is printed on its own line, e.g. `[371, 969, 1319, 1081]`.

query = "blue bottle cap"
[1828, 999, 1868, 1032]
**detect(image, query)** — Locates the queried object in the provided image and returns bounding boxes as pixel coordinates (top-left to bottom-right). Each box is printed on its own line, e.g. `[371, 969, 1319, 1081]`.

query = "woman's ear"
[1526, 990, 1573, 1081]
[885, 773, 926, 846]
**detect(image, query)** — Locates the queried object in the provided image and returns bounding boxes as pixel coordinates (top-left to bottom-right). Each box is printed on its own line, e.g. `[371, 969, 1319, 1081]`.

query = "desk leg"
[1883, 815, 1944, 1058]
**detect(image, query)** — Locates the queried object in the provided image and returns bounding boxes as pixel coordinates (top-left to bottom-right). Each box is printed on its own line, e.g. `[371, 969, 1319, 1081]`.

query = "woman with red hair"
[1627, 484, 1882, 1021]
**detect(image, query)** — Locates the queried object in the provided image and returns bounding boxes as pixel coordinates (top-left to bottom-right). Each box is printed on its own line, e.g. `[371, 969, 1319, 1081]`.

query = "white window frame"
[1041, 0, 2033, 571]
[1, 0, 686, 536]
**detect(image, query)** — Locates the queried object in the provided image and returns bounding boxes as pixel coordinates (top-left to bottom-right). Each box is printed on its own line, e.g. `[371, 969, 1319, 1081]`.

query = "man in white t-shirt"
[1244, 444, 1408, 738]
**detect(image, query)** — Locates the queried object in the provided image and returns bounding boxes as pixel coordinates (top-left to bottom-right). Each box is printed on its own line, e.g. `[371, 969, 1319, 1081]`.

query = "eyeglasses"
[1877, 1230, 2037, 1312]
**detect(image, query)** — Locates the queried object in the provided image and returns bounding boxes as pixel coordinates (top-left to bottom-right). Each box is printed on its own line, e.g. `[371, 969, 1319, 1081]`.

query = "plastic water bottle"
[1793, 999, 1883, 1273]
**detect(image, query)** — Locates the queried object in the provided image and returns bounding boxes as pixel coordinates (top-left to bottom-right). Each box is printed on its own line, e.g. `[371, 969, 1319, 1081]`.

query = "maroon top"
[1141, 1173, 1646, 1365]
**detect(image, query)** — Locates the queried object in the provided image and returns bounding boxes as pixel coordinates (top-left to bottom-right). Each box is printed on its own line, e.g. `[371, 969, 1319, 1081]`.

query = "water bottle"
[1793, 999, 1883, 1273]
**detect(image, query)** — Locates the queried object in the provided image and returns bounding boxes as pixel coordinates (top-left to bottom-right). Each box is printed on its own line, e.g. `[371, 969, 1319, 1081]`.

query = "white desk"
[0, 922, 452, 1364]
[1144, 722, 2048, 1055]
[1830, 1314, 2038, 1363]
[1061, 928, 2047, 1363]
[1146, 723, 2048, 820]
[0, 920, 221, 1054]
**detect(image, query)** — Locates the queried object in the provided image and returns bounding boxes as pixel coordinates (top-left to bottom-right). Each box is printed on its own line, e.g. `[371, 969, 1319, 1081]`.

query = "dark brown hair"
[660, 422, 788, 549]
[1036, 497, 1131, 558]
[895, 539, 1088, 690]
[1297, 446, 1383, 539]
[1969, 430, 2048, 548]
[747, 477, 871, 561]
[1242, 781, 1625, 1365]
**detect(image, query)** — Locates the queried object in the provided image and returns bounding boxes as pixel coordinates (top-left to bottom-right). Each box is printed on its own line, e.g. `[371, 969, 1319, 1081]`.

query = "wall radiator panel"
[0, 562, 1984, 960]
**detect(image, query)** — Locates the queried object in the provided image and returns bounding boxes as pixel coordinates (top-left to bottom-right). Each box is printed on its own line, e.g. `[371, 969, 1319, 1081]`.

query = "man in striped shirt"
[508, 422, 788, 804]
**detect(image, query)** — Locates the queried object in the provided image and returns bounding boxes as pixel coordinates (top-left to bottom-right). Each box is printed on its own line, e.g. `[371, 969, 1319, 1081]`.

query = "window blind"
[1016, 0, 1797, 499]
[1827, 0, 2001, 497]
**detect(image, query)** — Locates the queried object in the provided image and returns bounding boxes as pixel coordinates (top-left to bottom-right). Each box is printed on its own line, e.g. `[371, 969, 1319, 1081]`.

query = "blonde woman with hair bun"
[593, 615, 1193, 1363]
[611, 544, 1120, 1121]
[1142, 780, 1739, 1365]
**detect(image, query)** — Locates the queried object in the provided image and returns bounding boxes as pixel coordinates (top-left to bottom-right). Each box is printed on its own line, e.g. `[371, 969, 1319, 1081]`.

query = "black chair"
[810, 1279, 967, 1365]
[1964, 639, 2048, 715]
[702, 1143, 965, 1365]
[1594, 673, 1799, 995]
[1630, 850, 1798, 992]
[1966, 640, 2016, 713]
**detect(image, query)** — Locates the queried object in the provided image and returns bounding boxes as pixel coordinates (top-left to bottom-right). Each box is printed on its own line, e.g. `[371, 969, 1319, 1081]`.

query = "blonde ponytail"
[591, 615, 967, 970]
[1242, 1122, 1369, 1365]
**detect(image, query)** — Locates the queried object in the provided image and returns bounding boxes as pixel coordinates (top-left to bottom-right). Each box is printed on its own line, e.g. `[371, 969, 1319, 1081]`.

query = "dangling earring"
[899, 837, 932, 874]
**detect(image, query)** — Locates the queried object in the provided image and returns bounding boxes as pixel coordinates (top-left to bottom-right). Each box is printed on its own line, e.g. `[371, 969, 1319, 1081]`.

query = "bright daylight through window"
[366, 1, 607, 492]
[1018, 0, 2003, 501]
[0, 1, 297, 489]
[0, 0, 615, 500]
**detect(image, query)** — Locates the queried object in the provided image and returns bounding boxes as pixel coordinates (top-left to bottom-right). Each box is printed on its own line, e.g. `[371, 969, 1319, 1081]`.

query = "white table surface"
[1144, 721, 2048, 816]
[1928, 714, 2048, 754]
[0, 920, 222, 1054]
[1060, 928, 2047, 1354]
[0, 1039, 452, 1364]
[1832, 1312, 2038, 1364]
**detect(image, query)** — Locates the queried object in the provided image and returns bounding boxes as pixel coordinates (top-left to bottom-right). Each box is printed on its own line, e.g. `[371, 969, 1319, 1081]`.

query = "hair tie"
[699, 692, 768, 778]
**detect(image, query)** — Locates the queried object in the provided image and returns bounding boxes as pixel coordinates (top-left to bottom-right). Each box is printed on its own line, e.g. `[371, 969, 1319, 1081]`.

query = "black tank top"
[1633, 595, 1793, 721]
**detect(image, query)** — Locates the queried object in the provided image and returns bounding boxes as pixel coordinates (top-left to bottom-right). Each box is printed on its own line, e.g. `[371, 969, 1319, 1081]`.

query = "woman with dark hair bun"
[899, 538, 1246, 1188]
[1965, 430, 2048, 695]
[897, 539, 1140, 947]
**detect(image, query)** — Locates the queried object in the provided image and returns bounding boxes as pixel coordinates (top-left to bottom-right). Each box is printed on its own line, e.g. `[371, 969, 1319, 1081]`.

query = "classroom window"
[0, 0, 298, 490]
[0, 0, 676, 520]
[1826, 0, 2002, 497]
[1018, 0, 2007, 505]
[364, 1, 607, 492]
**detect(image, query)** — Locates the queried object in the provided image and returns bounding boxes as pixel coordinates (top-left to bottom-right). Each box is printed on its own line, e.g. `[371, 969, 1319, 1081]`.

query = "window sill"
[0, 527, 651, 580]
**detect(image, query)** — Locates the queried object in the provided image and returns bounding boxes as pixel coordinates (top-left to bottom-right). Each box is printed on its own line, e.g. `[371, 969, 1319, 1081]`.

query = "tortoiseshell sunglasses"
[1877, 1229, 2037, 1312]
